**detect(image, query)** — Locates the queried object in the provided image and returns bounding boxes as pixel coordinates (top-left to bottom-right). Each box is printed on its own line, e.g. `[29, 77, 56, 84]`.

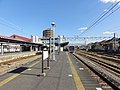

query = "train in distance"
[68, 46, 75, 53]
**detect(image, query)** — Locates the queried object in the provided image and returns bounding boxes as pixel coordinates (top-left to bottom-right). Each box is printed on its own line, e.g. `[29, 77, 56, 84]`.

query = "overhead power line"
[80, 1, 120, 35]
[65, 36, 111, 41]
[92, 6, 120, 29]
[0, 22, 30, 36]
[0, 17, 32, 36]
[94, 1, 116, 21]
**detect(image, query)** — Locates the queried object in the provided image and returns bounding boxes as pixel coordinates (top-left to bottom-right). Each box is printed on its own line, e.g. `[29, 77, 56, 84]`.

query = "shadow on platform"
[8, 67, 39, 76]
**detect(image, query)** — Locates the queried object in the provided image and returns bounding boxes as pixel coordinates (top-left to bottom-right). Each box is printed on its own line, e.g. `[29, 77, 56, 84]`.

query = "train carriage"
[68, 46, 75, 53]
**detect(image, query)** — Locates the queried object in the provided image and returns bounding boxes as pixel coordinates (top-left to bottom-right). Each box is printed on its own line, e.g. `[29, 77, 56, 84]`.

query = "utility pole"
[114, 33, 116, 55]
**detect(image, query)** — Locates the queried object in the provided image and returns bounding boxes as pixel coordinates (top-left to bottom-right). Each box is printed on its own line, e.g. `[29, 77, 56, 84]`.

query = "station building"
[0, 29, 69, 54]
[0, 34, 32, 53]
[31, 29, 69, 51]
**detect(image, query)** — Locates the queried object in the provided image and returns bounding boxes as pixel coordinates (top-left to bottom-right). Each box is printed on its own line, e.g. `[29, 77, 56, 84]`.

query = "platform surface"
[0, 52, 102, 90]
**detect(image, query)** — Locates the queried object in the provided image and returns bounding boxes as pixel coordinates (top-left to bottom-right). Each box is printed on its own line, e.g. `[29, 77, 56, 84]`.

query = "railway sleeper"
[74, 53, 120, 90]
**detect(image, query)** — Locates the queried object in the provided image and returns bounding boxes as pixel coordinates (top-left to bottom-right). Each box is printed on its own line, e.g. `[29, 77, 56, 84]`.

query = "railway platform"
[0, 51, 37, 62]
[0, 51, 40, 75]
[0, 52, 102, 90]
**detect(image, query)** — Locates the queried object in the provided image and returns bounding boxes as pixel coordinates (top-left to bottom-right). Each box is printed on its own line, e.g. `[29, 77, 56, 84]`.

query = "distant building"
[31, 34, 68, 51]
[43, 29, 53, 37]
[59, 35, 66, 43]
[86, 37, 120, 53]
[31, 35, 42, 44]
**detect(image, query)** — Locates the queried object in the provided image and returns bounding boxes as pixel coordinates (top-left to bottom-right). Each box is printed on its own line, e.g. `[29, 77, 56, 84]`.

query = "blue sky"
[0, 0, 120, 40]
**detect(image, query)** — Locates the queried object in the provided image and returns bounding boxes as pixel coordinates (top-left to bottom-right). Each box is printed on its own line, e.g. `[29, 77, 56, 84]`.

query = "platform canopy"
[0, 37, 43, 46]
[55, 42, 69, 47]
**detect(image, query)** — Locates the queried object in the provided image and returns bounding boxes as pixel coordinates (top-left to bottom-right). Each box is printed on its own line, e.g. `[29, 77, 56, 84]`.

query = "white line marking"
[27, 69, 31, 70]
[79, 68, 84, 70]
[96, 87, 102, 90]
[68, 74, 72, 77]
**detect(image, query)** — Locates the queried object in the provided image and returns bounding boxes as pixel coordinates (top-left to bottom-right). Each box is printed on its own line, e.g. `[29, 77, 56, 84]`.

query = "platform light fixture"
[51, 22, 56, 60]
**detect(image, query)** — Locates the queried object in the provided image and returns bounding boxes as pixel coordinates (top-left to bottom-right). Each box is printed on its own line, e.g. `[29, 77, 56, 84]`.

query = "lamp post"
[58, 35, 60, 54]
[51, 22, 56, 60]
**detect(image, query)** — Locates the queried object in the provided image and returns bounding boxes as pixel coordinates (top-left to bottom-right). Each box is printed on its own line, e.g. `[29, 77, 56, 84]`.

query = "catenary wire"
[80, 1, 120, 35]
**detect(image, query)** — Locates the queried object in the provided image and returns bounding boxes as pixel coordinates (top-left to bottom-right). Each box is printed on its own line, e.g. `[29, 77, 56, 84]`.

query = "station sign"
[43, 50, 48, 60]
[41, 46, 48, 60]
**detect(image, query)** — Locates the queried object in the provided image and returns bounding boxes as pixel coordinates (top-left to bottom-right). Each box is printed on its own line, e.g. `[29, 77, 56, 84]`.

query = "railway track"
[74, 51, 120, 90]
[80, 50, 120, 63]
[0, 54, 41, 75]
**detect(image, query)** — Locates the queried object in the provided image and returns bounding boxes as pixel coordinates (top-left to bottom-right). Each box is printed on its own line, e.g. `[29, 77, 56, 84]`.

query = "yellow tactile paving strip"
[66, 52, 85, 90]
[0, 55, 41, 75]
[0, 58, 41, 87]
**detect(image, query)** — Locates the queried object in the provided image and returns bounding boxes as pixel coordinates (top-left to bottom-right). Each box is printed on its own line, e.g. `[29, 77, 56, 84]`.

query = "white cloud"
[78, 27, 88, 32]
[104, 9, 109, 12]
[80, 27, 88, 30]
[103, 31, 114, 34]
[100, 0, 120, 3]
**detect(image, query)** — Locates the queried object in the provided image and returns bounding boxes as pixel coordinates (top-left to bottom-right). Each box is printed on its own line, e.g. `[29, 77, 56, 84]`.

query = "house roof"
[0, 35, 10, 39]
[10, 34, 31, 42]
[0, 34, 42, 46]
[105, 38, 119, 44]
